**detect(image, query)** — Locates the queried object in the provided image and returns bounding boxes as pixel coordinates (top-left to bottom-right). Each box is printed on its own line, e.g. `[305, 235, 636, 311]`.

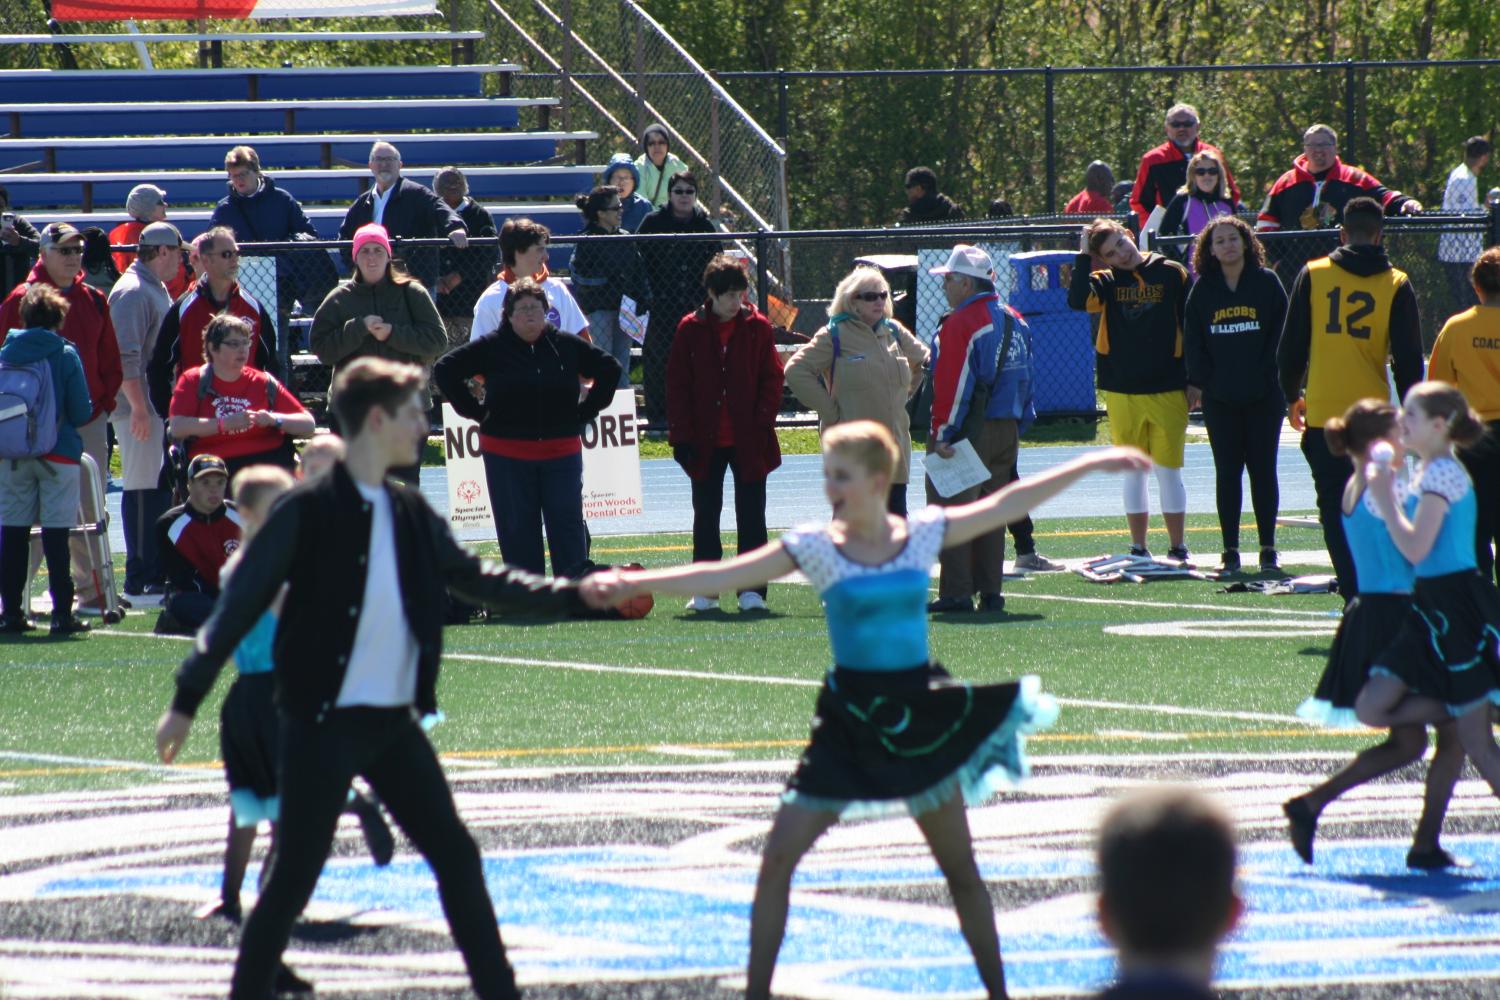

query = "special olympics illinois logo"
[457, 479, 482, 504]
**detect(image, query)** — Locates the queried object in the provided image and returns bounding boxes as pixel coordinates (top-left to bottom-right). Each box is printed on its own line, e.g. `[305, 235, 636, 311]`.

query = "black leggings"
[1459, 422, 1500, 587]
[690, 446, 769, 598]
[1202, 394, 1283, 553]
[1, 524, 70, 620]
[231, 708, 518, 1000]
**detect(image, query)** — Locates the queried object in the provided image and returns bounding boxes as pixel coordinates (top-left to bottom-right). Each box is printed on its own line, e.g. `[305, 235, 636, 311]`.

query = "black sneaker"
[1128, 545, 1151, 558]
[1167, 545, 1191, 563]
[977, 592, 1006, 613]
[1406, 846, 1463, 870]
[926, 596, 974, 614]
[274, 962, 315, 994]
[1218, 550, 1241, 573]
[153, 608, 190, 635]
[1260, 548, 1281, 572]
[1283, 797, 1318, 864]
[50, 614, 90, 636]
[0, 614, 35, 634]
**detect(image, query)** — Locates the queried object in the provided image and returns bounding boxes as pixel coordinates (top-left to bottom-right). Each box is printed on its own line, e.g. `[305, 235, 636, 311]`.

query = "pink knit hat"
[351, 223, 392, 258]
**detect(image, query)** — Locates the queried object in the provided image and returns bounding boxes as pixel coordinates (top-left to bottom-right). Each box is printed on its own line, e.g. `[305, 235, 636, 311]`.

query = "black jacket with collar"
[172, 461, 584, 722]
[338, 176, 465, 289]
[431, 321, 621, 443]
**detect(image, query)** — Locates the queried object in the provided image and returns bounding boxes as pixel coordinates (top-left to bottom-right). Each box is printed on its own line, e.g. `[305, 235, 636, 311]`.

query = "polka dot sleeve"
[1419, 457, 1471, 505]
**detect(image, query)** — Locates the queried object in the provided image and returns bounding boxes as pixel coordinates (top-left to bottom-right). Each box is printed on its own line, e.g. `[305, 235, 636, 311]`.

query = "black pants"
[0, 524, 68, 620]
[1203, 394, 1283, 552]
[1004, 460, 1037, 556]
[1459, 421, 1500, 587]
[690, 446, 769, 598]
[231, 707, 517, 1000]
[1301, 426, 1357, 594]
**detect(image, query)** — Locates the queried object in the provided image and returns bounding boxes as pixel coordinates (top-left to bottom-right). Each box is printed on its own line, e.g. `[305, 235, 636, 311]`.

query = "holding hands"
[364, 315, 393, 342]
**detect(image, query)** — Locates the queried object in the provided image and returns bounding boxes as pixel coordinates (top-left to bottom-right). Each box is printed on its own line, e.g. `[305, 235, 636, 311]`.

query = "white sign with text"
[442, 389, 644, 541]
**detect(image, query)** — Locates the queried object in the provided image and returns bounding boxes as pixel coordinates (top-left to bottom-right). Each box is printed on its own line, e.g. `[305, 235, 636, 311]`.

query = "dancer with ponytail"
[1282, 398, 1464, 868]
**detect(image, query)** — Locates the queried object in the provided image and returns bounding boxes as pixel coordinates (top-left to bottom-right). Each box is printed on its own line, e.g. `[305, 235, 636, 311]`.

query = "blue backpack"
[0, 351, 59, 460]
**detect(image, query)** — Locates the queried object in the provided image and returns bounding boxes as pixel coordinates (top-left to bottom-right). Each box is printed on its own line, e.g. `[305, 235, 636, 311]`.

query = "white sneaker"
[685, 596, 718, 612]
[1014, 552, 1065, 572]
[738, 592, 767, 612]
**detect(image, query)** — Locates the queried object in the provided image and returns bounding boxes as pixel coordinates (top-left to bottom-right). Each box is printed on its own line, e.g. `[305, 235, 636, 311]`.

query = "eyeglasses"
[645, 139, 668, 147]
[1193, 167, 1220, 176]
[1168, 118, 1198, 128]
[601, 204, 623, 212]
[216, 339, 252, 350]
[370, 156, 400, 164]
[510, 303, 547, 316]
[853, 290, 889, 302]
[670, 188, 696, 196]
[207, 250, 240, 260]
[49, 246, 84, 256]
[1303, 141, 1336, 150]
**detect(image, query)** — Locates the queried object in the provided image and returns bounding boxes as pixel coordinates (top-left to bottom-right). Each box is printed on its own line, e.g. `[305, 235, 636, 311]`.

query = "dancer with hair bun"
[1282, 398, 1463, 868]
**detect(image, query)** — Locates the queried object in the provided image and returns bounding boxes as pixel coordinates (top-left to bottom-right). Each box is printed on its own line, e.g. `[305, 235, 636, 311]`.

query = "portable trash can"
[1007, 250, 1097, 415]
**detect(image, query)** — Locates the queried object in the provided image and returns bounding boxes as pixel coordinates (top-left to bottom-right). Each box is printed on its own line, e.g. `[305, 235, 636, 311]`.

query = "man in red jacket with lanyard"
[1257, 124, 1422, 234]
[1131, 104, 1240, 225]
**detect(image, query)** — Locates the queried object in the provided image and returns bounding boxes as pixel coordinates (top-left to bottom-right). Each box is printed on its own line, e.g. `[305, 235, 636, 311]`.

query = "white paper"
[923, 439, 990, 498]
[619, 296, 649, 344]
[1139, 205, 1166, 249]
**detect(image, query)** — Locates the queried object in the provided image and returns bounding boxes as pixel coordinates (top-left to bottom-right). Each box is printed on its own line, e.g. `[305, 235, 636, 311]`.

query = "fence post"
[1044, 66, 1056, 214]
[776, 67, 789, 143]
[632, 15, 647, 139]
[709, 92, 723, 220]
[560, 0, 574, 132]
[755, 230, 769, 314]
[1490, 199, 1500, 252]
[1343, 60, 1356, 166]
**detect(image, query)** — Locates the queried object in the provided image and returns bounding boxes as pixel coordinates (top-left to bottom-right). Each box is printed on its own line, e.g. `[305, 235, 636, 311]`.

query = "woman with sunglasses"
[570, 185, 653, 389]
[1158, 151, 1236, 276]
[633, 122, 688, 208]
[637, 170, 720, 428]
[785, 267, 929, 514]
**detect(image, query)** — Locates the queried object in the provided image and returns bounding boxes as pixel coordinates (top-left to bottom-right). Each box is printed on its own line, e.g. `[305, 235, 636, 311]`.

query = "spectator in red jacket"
[1257, 123, 1422, 233]
[1066, 161, 1117, 215]
[109, 184, 192, 299]
[667, 255, 784, 613]
[1130, 104, 1240, 224]
[0, 222, 122, 613]
[153, 453, 241, 635]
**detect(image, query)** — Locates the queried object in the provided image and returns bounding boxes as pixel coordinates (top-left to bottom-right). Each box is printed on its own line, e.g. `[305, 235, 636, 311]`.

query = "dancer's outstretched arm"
[1369, 462, 1445, 564]
[942, 446, 1150, 548]
[617, 543, 796, 599]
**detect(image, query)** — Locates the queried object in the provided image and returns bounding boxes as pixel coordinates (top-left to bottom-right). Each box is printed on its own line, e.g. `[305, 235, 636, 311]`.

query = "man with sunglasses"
[146, 227, 280, 419]
[1130, 104, 1240, 226]
[0, 222, 123, 615]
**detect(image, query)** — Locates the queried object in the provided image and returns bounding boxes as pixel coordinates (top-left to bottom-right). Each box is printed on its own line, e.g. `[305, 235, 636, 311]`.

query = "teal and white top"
[232, 610, 277, 676]
[1345, 484, 1414, 595]
[780, 507, 947, 671]
[1406, 457, 1478, 578]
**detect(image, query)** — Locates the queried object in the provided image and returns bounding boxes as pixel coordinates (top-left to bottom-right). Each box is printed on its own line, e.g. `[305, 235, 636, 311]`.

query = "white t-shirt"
[370, 183, 395, 227]
[337, 480, 419, 708]
[470, 275, 589, 341]
[1438, 163, 1481, 263]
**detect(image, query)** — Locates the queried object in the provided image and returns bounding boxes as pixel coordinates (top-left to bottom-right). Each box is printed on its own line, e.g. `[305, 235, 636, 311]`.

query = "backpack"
[0, 352, 59, 460]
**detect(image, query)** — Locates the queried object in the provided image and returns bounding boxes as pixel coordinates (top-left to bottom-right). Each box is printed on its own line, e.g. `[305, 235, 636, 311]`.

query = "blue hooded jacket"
[934, 294, 1036, 444]
[602, 153, 654, 233]
[0, 326, 92, 461]
[209, 174, 317, 243]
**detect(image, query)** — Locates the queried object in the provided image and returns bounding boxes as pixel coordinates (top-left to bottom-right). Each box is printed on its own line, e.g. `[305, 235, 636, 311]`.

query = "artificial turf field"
[5, 512, 1500, 998]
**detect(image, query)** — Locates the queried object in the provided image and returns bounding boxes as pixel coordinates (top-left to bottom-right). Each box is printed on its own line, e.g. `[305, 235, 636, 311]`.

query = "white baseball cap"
[928, 244, 994, 280]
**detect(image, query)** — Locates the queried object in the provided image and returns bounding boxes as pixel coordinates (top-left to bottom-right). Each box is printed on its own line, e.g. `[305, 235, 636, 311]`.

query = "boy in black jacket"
[156, 357, 615, 1000]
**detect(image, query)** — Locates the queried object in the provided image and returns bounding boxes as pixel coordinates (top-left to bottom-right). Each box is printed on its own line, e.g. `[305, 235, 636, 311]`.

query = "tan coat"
[784, 315, 929, 484]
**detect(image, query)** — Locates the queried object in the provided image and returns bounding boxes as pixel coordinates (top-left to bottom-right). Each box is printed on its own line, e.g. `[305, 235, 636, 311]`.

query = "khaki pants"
[926, 418, 1018, 599]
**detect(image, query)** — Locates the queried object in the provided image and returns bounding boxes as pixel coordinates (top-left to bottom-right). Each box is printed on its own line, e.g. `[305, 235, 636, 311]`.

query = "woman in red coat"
[667, 254, 784, 612]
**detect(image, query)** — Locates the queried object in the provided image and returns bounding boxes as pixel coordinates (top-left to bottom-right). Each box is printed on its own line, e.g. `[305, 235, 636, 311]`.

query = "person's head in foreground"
[1470, 246, 1500, 306]
[230, 465, 295, 537]
[330, 357, 428, 472]
[1097, 786, 1241, 987]
[185, 455, 230, 515]
[297, 432, 346, 482]
[1340, 195, 1384, 247]
[928, 244, 996, 309]
[821, 420, 899, 520]
[1323, 397, 1401, 465]
[1399, 381, 1484, 461]
[1086, 218, 1144, 271]
[701, 253, 749, 321]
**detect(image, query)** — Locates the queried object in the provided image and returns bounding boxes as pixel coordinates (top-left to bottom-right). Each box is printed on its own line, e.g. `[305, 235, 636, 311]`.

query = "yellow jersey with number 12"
[1304, 257, 1408, 427]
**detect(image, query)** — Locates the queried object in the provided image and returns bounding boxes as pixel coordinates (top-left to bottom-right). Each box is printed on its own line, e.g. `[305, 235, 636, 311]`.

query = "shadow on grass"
[1299, 645, 1333, 657]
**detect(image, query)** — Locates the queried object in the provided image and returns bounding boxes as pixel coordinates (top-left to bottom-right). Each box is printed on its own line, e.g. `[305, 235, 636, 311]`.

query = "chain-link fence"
[86, 209, 1496, 428]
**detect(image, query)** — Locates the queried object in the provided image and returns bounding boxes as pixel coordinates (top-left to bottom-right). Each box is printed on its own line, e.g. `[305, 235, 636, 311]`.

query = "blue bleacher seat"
[0, 65, 514, 104]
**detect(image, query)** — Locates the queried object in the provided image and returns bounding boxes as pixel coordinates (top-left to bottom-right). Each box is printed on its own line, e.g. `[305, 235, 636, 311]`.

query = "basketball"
[616, 563, 653, 619]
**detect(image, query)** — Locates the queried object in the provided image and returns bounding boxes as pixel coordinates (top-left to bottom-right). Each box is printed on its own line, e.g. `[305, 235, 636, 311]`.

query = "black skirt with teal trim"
[1372, 570, 1500, 717]
[220, 673, 281, 826]
[1298, 593, 1413, 727]
[782, 663, 1057, 820]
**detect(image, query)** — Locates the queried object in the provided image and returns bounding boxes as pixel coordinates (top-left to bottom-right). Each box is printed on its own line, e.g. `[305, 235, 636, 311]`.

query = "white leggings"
[1123, 464, 1186, 515]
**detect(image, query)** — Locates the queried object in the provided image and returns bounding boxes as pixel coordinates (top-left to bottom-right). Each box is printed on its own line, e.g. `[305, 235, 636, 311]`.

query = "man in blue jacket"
[0, 283, 93, 634]
[926, 244, 1036, 614]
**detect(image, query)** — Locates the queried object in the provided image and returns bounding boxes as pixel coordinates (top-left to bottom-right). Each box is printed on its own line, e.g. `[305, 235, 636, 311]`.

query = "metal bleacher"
[0, 49, 605, 248]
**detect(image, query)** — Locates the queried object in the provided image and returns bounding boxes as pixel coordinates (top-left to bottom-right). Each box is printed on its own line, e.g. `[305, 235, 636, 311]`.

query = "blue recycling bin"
[1007, 250, 1097, 414]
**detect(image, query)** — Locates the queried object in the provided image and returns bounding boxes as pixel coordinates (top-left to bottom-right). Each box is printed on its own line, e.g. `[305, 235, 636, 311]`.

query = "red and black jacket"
[1257, 155, 1414, 232]
[1130, 140, 1240, 221]
[157, 500, 242, 596]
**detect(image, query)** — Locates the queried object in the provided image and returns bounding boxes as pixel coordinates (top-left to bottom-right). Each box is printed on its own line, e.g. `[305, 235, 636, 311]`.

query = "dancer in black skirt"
[602, 421, 1147, 999]
[1357, 382, 1500, 798]
[1283, 399, 1463, 867]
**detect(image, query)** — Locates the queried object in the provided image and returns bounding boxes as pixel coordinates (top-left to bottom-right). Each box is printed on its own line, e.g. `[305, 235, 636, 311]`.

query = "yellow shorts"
[1103, 389, 1188, 468]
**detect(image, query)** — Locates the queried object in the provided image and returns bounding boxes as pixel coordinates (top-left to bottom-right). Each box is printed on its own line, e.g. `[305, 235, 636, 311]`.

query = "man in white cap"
[0, 222, 122, 614]
[925, 244, 1037, 614]
[108, 221, 188, 597]
[110, 183, 191, 298]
